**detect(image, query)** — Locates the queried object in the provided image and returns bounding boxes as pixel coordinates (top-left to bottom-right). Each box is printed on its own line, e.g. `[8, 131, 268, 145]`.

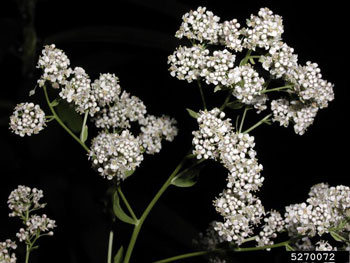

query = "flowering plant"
[2, 5, 349, 263]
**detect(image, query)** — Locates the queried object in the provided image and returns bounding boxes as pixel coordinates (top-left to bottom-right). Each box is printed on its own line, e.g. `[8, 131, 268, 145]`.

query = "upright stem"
[239, 107, 249, 133]
[43, 86, 90, 152]
[243, 114, 272, 134]
[219, 91, 232, 111]
[107, 230, 114, 263]
[123, 157, 187, 263]
[25, 244, 30, 263]
[197, 80, 207, 110]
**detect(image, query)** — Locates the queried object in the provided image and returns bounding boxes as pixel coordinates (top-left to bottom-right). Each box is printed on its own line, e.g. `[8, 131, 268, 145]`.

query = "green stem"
[107, 230, 114, 263]
[239, 107, 249, 133]
[153, 250, 211, 263]
[123, 157, 187, 263]
[262, 85, 293, 94]
[197, 80, 207, 110]
[241, 235, 257, 244]
[219, 91, 232, 111]
[117, 186, 138, 221]
[43, 86, 90, 153]
[25, 244, 31, 263]
[235, 240, 290, 252]
[80, 110, 89, 141]
[243, 114, 272, 134]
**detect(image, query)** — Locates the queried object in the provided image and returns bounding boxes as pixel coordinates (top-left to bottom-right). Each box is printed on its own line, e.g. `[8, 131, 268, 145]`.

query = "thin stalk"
[123, 158, 188, 263]
[239, 107, 249, 133]
[241, 235, 257, 244]
[235, 240, 290, 252]
[219, 90, 232, 111]
[243, 114, 272, 134]
[117, 186, 138, 221]
[25, 244, 30, 263]
[43, 86, 90, 152]
[107, 230, 114, 263]
[153, 250, 211, 263]
[262, 85, 293, 94]
[80, 110, 89, 141]
[197, 80, 207, 110]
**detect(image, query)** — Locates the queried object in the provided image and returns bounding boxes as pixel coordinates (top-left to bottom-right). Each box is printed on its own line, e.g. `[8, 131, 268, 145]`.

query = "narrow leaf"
[226, 101, 244, 110]
[186, 108, 198, 119]
[330, 231, 347, 242]
[114, 246, 124, 263]
[112, 191, 136, 225]
[50, 98, 60, 107]
[249, 57, 255, 64]
[80, 125, 88, 143]
[171, 165, 203, 187]
[124, 169, 135, 178]
[285, 244, 294, 251]
[56, 101, 83, 133]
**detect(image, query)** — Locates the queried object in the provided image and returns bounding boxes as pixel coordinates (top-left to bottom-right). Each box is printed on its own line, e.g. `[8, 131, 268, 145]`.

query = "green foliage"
[114, 246, 124, 263]
[55, 101, 83, 133]
[171, 165, 203, 187]
[186, 108, 198, 119]
[112, 191, 137, 225]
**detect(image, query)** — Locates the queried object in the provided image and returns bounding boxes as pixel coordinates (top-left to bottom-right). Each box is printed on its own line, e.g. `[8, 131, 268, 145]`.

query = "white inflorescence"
[315, 240, 336, 251]
[7, 186, 45, 218]
[94, 91, 147, 129]
[16, 214, 56, 242]
[0, 240, 17, 263]
[228, 65, 265, 106]
[261, 42, 298, 79]
[242, 7, 284, 50]
[284, 183, 350, 238]
[9, 102, 46, 137]
[256, 210, 285, 247]
[168, 45, 209, 83]
[89, 130, 144, 180]
[59, 67, 100, 116]
[201, 49, 236, 86]
[139, 115, 178, 154]
[192, 108, 232, 160]
[92, 73, 121, 107]
[175, 6, 221, 44]
[37, 44, 72, 88]
[219, 19, 243, 52]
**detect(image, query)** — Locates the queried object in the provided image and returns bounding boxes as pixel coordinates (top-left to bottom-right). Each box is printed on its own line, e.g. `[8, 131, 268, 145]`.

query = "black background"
[0, 1, 349, 263]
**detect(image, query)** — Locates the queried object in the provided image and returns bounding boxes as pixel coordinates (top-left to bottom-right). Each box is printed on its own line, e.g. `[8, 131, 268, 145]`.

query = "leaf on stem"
[124, 169, 135, 178]
[285, 244, 294, 251]
[80, 125, 88, 143]
[171, 164, 203, 187]
[330, 231, 347, 242]
[114, 246, 124, 263]
[112, 191, 137, 225]
[50, 98, 60, 107]
[226, 101, 244, 110]
[55, 101, 83, 133]
[186, 108, 198, 119]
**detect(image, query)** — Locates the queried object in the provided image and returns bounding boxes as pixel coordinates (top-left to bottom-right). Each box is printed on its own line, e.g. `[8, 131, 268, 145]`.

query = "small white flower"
[0, 240, 17, 263]
[92, 73, 121, 106]
[219, 19, 243, 52]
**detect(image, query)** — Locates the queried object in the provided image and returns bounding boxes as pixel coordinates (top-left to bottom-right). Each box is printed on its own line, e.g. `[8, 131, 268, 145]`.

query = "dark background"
[0, 1, 349, 262]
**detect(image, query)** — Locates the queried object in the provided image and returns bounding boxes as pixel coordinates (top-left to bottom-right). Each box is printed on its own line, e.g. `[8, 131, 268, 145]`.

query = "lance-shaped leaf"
[114, 246, 124, 263]
[186, 108, 198, 119]
[171, 164, 203, 187]
[112, 191, 136, 225]
[226, 100, 244, 110]
[80, 125, 88, 143]
[330, 231, 347, 242]
[56, 101, 83, 133]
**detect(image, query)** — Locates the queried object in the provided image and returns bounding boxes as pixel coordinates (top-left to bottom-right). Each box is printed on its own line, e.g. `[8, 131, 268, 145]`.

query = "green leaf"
[124, 169, 135, 178]
[186, 108, 198, 119]
[50, 98, 60, 107]
[249, 57, 255, 65]
[330, 231, 347, 242]
[112, 191, 136, 225]
[56, 101, 83, 133]
[214, 85, 222, 93]
[171, 165, 203, 187]
[80, 125, 88, 143]
[285, 244, 294, 251]
[114, 246, 124, 263]
[226, 101, 244, 110]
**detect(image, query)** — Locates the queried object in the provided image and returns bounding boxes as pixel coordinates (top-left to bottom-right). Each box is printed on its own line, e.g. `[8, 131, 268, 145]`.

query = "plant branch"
[197, 80, 207, 110]
[262, 85, 293, 94]
[117, 186, 138, 221]
[239, 107, 250, 133]
[243, 114, 272, 134]
[219, 90, 232, 111]
[107, 230, 114, 263]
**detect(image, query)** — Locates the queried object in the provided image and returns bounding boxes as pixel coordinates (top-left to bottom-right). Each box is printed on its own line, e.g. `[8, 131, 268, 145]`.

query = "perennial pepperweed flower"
[0, 240, 16, 263]
[92, 73, 121, 107]
[37, 44, 72, 88]
[256, 210, 285, 247]
[89, 130, 144, 180]
[9, 103, 46, 137]
[219, 19, 243, 52]
[16, 214, 56, 242]
[315, 240, 336, 251]
[175, 6, 221, 44]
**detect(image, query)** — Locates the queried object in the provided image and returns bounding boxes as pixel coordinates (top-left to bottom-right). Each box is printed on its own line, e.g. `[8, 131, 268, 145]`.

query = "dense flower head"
[261, 42, 298, 79]
[89, 131, 144, 180]
[59, 67, 100, 116]
[219, 19, 243, 52]
[94, 91, 147, 129]
[37, 44, 72, 88]
[228, 64, 265, 107]
[7, 185, 45, 218]
[175, 6, 221, 44]
[9, 102, 46, 137]
[242, 7, 284, 50]
[192, 108, 232, 160]
[0, 240, 17, 263]
[287, 62, 334, 109]
[139, 115, 178, 154]
[201, 49, 236, 86]
[92, 73, 121, 107]
[256, 210, 285, 247]
[168, 45, 209, 83]
[16, 214, 56, 242]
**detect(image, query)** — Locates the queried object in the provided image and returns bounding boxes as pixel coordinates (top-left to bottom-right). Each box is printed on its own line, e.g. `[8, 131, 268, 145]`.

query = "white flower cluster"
[261, 42, 298, 79]
[7, 185, 45, 217]
[229, 64, 265, 107]
[271, 99, 319, 135]
[37, 44, 72, 88]
[284, 183, 350, 238]
[315, 240, 336, 251]
[139, 115, 178, 154]
[168, 45, 209, 83]
[175, 6, 221, 44]
[0, 240, 16, 263]
[9, 102, 46, 137]
[89, 130, 144, 180]
[219, 19, 242, 52]
[256, 210, 285, 247]
[242, 8, 284, 50]
[59, 67, 100, 116]
[16, 214, 56, 242]
[94, 91, 146, 129]
[201, 49, 236, 86]
[92, 73, 121, 107]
